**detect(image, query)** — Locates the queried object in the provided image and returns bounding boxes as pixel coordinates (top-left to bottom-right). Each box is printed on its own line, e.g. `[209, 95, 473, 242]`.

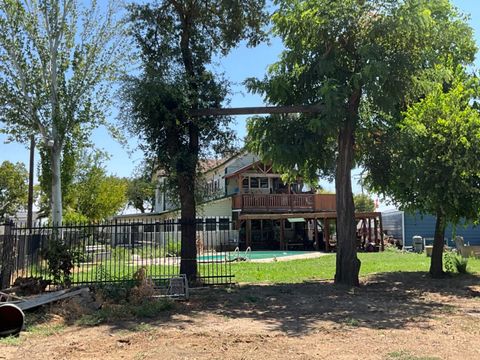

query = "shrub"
[444, 251, 455, 273]
[444, 251, 468, 274]
[166, 240, 181, 257]
[43, 237, 83, 287]
[453, 255, 468, 274]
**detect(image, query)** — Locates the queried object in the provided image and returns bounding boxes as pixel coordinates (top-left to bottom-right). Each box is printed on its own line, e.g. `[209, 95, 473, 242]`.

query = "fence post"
[0, 220, 15, 289]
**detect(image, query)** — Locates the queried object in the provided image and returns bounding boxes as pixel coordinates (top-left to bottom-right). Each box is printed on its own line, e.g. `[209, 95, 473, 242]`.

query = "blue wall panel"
[403, 212, 480, 247]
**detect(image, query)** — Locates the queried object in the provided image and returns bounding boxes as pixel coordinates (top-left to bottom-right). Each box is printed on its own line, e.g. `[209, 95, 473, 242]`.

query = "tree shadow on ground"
[177, 271, 480, 336]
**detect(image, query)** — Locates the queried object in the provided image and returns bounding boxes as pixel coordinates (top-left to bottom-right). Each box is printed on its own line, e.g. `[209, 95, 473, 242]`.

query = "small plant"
[453, 255, 468, 274]
[43, 237, 82, 287]
[444, 251, 468, 274]
[443, 251, 455, 273]
[344, 317, 359, 327]
[166, 240, 181, 257]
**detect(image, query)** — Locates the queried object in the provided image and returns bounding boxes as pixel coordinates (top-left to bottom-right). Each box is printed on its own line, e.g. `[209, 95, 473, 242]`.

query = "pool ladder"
[233, 246, 252, 261]
[245, 246, 251, 261]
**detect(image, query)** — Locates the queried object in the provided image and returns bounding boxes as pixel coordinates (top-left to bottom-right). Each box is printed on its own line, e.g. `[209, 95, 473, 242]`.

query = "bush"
[444, 251, 468, 274]
[166, 240, 181, 257]
[453, 255, 468, 274]
[43, 237, 83, 287]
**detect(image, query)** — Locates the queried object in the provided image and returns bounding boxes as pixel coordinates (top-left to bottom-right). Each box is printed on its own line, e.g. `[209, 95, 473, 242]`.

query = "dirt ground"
[2, 272, 480, 360]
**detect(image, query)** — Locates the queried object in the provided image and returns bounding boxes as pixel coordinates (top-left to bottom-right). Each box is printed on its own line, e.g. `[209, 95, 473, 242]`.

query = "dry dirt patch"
[1, 272, 480, 360]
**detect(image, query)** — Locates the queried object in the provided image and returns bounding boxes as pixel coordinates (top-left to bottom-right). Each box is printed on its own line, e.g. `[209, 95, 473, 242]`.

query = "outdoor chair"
[454, 236, 480, 258]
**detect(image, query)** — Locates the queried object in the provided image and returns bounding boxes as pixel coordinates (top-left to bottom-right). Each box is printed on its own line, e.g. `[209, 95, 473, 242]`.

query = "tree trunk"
[334, 90, 361, 287]
[51, 144, 63, 225]
[178, 173, 197, 284]
[429, 210, 446, 278]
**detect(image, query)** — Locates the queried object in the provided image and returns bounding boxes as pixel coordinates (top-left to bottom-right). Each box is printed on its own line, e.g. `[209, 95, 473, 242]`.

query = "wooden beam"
[189, 104, 322, 117]
[239, 211, 382, 221]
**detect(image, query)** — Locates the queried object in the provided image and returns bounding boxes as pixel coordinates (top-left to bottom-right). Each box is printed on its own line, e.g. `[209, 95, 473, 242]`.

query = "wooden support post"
[379, 215, 384, 252]
[260, 219, 264, 245]
[362, 219, 367, 247]
[280, 219, 285, 250]
[374, 218, 378, 247]
[368, 218, 372, 243]
[324, 218, 330, 252]
[189, 104, 323, 117]
[246, 220, 252, 249]
[314, 218, 319, 251]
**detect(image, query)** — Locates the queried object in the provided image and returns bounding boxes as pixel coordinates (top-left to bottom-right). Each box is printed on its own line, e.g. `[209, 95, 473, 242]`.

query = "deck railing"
[233, 193, 336, 212]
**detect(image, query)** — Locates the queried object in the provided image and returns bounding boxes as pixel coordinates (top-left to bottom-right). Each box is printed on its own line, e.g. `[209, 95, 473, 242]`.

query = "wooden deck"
[232, 193, 336, 213]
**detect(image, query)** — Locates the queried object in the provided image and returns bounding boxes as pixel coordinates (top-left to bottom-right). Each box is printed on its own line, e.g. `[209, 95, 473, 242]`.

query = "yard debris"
[466, 285, 480, 297]
[12, 277, 51, 296]
[15, 287, 91, 311]
[0, 291, 23, 303]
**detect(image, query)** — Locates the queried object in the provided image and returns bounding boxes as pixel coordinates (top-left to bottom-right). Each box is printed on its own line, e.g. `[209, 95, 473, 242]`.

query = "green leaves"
[0, 0, 129, 223]
[367, 70, 480, 224]
[0, 160, 28, 221]
[247, 0, 476, 188]
[123, 0, 268, 200]
[353, 193, 375, 212]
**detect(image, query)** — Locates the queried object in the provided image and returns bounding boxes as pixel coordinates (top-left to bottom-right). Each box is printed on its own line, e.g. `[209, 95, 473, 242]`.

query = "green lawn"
[231, 250, 480, 284]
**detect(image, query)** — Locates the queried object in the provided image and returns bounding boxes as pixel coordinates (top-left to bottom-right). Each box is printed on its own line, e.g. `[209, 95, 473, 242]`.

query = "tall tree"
[127, 161, 156, 214]
[0, 0, 127, 225]
[246, 0, 475, 285]
[74, 163, 128, 222]
[0, 161, 28, 221]
[123, 1, 268, 282]
[353, 194, 375, 213]
[365, 70, 480, 277]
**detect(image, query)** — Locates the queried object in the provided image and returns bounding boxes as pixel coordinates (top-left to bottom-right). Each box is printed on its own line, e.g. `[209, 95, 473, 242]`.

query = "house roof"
[198, 158, 226, 172]
[154, 150, 245, 179]
[223, 160, 263, 179]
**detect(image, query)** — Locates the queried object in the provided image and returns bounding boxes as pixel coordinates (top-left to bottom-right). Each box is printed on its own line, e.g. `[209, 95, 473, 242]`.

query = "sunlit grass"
[231, 250, 480, 284]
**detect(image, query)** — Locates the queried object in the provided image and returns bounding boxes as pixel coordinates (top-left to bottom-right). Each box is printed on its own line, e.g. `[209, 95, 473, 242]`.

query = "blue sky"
[1, 0, 479, 201]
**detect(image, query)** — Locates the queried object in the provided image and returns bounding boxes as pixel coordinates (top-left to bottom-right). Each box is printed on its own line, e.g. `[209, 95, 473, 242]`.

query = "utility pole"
[26, 135, 35, 228]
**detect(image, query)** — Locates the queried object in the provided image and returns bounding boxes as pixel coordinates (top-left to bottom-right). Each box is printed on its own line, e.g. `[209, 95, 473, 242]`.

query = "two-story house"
[115, 152, 383, 251]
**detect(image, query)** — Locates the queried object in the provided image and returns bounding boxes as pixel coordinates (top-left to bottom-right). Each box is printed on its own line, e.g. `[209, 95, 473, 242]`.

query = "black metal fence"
[0, 219, 237, 289]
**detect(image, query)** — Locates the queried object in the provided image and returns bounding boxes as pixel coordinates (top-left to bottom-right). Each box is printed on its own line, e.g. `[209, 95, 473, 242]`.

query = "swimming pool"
[197, 250, 314, 262]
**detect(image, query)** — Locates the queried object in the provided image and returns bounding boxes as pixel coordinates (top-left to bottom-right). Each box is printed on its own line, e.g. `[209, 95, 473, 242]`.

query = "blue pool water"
[197, 251, 313, 262]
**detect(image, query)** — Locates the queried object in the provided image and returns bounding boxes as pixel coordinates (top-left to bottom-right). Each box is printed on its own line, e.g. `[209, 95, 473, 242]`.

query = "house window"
[242, 177, 249, 190]
[205, 218, 217, 231]
[219, 218, 230, 231]
[206, 180, 213, 194]
[196, 218, 204, 231]
[260, 178, 269, 188]
[250, 177, 259, 188]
